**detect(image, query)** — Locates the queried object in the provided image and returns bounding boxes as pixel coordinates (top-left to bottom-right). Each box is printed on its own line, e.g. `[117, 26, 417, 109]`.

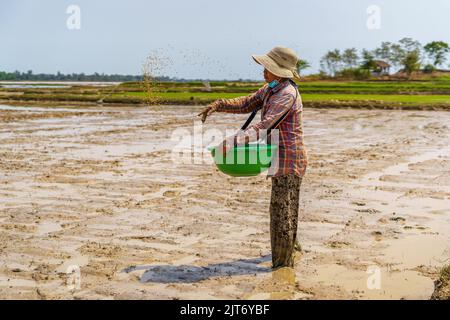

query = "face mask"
[268, 79, 279, 88]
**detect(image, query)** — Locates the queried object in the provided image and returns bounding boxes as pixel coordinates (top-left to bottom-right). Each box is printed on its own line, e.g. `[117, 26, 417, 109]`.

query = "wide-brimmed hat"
[252, 46, 300, 80]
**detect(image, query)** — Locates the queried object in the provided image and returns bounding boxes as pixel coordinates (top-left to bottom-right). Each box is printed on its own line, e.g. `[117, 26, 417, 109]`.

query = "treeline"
[0, 70, 251, 83]
[0, 71, 174, 82]
[297, 38, 450, 79]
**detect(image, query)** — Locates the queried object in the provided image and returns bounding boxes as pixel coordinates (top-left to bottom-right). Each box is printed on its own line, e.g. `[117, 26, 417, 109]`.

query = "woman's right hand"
[197, 100, 221, 123]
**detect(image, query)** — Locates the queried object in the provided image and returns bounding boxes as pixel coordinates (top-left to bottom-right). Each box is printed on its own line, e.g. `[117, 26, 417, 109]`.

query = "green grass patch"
[2, 78, 450, 109]
[303, 94, 450, 105]
[116, 91, 450, 105]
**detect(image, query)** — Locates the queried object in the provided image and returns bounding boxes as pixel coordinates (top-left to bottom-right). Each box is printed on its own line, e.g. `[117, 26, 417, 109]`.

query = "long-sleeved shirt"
[215, 80, 307, 177]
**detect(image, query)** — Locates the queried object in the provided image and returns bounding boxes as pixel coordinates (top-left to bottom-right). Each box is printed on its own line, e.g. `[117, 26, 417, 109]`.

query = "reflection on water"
[269, 267, 296, 299]
[243, 267, 298, 300]
[0, 85, 71, 89]
[0, 104, 91, 112]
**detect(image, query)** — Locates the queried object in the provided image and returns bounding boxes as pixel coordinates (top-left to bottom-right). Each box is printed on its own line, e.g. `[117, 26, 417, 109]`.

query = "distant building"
[372, 60, 391, 76]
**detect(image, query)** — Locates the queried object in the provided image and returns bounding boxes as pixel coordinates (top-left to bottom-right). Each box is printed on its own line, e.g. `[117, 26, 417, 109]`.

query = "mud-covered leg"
[270, 175, 302, 268]
[291, 177, 302, 253]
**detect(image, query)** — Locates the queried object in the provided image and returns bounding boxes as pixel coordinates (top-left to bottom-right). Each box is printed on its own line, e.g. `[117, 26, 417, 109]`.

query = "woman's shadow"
[122, 255, 272, 283]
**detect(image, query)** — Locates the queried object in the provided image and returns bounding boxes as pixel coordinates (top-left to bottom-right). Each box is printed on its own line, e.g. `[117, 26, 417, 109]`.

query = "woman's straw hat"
[252, 46, 301, 80]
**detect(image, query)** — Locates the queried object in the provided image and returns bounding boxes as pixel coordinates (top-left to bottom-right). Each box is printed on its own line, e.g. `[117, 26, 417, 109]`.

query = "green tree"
[424, 41, 450, 68]
[374, 42, 403, 67]
[376, 38, 422, 70]
[374, 42, 393, 60]
[396, 38, 422, 75]
[360, 49, 377, 71]
[402, 51, 421, 76]
[389, 43, 406, 67]
[399, 37, 422, 54]
[320, 49, 342, 76]
[296, 59, 311, 75]
[342, 48, 359, 68]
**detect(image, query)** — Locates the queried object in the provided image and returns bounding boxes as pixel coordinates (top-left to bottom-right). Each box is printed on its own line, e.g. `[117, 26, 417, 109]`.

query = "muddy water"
[0, 104, 449, 299]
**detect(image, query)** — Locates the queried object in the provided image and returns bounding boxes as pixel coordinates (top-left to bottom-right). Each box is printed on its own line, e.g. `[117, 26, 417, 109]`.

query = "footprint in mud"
[389, 216, 406, 223]
[325, 241, 351, 249]
[163, 190, 181, 198]
[403, 225, 428, 231]
[371, 231, 383, 241]
[356, 208, 381, 214]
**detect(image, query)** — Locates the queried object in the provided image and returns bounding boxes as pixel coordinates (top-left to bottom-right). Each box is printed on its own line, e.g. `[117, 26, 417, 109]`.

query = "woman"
[198, 46, 308, 268]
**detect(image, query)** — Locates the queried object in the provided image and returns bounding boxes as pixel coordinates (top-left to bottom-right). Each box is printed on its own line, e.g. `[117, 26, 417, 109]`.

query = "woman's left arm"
[215, 85, 267, 114]
[198, 85, 267, 123]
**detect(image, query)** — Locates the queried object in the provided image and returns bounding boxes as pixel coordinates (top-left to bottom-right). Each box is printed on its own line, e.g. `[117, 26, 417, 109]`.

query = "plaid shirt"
[215, 80, 307, 177]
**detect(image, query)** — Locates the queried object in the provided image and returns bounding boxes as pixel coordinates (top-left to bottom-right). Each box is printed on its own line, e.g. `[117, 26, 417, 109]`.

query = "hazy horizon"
[2, 0, 450, 80]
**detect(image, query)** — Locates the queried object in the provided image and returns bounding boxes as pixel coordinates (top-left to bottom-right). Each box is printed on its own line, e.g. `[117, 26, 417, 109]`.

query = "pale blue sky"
[1, 0, 449, 79]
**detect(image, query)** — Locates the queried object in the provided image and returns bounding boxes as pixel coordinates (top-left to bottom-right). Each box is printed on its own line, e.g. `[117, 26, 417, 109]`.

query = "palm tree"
[296, 59, 311, 76]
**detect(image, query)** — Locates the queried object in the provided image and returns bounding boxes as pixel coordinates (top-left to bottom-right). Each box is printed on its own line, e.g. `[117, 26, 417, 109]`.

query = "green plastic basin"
[208, 144, 278, 177]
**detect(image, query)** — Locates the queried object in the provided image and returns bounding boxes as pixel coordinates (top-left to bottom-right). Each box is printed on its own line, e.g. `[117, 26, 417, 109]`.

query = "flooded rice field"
[0, 104, 449, 299]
